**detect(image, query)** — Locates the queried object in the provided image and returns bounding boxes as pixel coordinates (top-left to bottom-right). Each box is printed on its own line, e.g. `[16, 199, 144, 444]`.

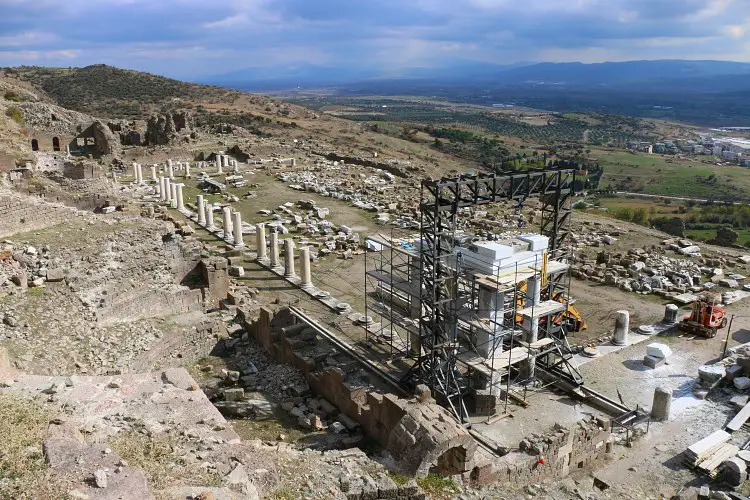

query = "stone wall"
[63, 162, 103, 180]
[239, 306, 477, 478]
[130, 318, 227, 372]
[471, 416, 612, 486]
[0, 191, 81, 238]
[94, 286, 204, 326]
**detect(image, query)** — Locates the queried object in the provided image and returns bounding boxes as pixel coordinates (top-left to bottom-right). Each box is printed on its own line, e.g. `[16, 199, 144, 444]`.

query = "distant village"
[627, 137, 750, 166]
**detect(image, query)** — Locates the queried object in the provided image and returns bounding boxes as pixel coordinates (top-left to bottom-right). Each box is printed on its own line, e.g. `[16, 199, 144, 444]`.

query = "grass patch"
[0, 393, 64, 499]
[270, 486, 296, 499]
[5, 106, 23, 125]
[416, 474, 460, 499]
[389, 473, 412, 485]
[28, 287, 44, 297]
[109, 430, 220, 491]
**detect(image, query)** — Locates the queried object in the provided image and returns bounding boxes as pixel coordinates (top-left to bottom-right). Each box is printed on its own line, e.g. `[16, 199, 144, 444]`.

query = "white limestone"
[150, 165, 157, 182]
[205, 203, 215, 230]
[299, 246, 312, 288]
[284, 239, 296, 277]
[222, 206, 233, 241]
[176, 183, 185, 211]
[233, 211, 244, 247]
[197, 195, 206, 225]
[256, 223, 267, 260]
[167, 159, 174, 179]
[270, 231, 280, 268]
[170, 182, 178, 208]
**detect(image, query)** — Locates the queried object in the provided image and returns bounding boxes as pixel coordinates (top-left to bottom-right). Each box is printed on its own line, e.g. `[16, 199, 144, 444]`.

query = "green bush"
[5, 106, 23, 125]
[3, 91, 23, 102]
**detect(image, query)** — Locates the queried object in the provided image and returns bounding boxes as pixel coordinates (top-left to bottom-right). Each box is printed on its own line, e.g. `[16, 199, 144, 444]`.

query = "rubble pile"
[258, 199, 362, 256]
[571, 238, 749, 299]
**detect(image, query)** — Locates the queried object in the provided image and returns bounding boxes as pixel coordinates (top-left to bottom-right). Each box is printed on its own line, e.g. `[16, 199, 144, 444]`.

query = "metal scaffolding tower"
[407, 169, 579, 423]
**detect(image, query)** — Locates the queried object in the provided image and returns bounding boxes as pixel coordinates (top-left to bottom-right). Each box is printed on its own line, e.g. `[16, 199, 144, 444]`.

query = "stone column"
[150, 165, 157, 182]
[132, 162, 138, 183]
[184, 161, 191, 178]
[269, 231, 280, 268]
[205, 203, 215, 230]
[164, 179, 172, 203]
[613, 310, 629, 346]
[196, 195, 206, 225]
[232, 160, 239, 173]
[167, 159, 174, 179]
[522, 276, 541, 379]
[137, 163, 144, 184]
[159, 177, 166, 201]
[256, 223, 267, 260]
[299, 246, 312, 288]
[170, 182, 178, 208]
[651, 386, 672, 421]
[284, 239, 296, 277]
[216, 156, 223, 174]
[291, 158, 297, 167]
[222, 206, 233, 241]
[112, 171, 118, 184]
[176, 183, 185, 211]
[663, 304, 679, 324]
[233, 211, 244, 246]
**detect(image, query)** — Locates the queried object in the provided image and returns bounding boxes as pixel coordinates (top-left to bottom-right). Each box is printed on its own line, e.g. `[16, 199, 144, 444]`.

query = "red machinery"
[679, 292, 728, 338]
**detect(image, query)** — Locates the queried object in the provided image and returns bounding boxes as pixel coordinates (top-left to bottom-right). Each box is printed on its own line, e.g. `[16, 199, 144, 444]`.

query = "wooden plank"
[727, 402, 750, 432]
[687, 430, 731, 460]
[697, 443, 739, 473]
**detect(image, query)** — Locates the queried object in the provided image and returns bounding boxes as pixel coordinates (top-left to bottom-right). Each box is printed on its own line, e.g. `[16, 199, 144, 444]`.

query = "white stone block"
[735, 377, 750, 390]
[647, 343, 672, 359]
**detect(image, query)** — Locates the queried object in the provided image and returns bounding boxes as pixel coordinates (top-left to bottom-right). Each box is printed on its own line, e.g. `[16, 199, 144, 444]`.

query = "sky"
[1, 0, 750, 80]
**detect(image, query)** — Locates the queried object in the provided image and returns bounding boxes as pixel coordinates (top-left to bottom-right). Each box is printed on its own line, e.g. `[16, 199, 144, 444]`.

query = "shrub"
[5, 106, 23, 125]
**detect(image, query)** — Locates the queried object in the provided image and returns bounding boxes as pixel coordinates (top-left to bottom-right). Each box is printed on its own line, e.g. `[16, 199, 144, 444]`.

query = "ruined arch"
[52, 137, 60, 151]
[31, 139, 39, 151]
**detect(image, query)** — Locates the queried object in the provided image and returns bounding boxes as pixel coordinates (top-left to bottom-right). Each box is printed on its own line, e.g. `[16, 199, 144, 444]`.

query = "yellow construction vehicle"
[515, 280, 587, 332]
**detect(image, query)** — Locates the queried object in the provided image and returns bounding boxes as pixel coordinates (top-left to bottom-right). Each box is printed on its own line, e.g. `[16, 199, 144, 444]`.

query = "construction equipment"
[515, 280, 587, 332]
[679, 292, 728, 338]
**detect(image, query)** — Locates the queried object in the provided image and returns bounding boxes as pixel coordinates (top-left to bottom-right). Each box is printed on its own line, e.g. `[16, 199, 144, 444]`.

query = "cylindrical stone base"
[663, 304, 679, 324]
[651, 386, 672, 421]
[613, 310, 629, 346]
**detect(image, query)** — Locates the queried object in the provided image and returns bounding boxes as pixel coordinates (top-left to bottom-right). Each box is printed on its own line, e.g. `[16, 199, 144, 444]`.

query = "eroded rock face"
[145, 111, 193, 145]
[89, 120, 120, 157]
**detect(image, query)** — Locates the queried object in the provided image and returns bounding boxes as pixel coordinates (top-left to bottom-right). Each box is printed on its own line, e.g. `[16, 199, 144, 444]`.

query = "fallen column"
[284, 239, 296, 277]
[651, 386, 672, 421]
[663, 304, 679, 324]
[256, 223, 267, 261]
[196, 195, 206, 225]
[233, 211, 244, 247]
[299, 246, 312, 288]
[613, 310, 629, 346]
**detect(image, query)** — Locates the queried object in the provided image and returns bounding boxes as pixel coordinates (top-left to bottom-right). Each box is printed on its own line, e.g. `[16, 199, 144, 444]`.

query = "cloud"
[0, 0, 748, 79]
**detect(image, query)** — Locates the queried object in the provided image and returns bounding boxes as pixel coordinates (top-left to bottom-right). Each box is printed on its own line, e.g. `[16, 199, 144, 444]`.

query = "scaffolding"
[363, 169, 583, 425]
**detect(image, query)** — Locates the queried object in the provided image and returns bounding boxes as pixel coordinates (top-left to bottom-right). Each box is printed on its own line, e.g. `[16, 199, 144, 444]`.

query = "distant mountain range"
[202, 59, 750, 89]
[201, 59, 750, 126]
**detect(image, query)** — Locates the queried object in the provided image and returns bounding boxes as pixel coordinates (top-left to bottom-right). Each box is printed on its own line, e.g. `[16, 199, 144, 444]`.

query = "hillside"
[3, 65, 245, 119]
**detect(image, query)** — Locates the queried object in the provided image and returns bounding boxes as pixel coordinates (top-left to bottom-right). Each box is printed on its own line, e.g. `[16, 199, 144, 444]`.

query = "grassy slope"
[593, 148, 750, 201]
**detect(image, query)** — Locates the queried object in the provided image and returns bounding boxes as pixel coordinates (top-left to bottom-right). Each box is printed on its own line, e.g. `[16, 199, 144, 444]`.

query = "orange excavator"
[679, 292, 728, 338]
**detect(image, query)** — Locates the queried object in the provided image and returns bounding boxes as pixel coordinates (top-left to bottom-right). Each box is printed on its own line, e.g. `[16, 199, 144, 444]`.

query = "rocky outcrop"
[145, 111, 194, 145]
[89, 120, 120, 156]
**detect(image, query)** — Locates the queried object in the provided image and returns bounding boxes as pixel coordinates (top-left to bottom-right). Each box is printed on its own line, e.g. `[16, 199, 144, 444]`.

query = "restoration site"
[3, 2, 750, 499]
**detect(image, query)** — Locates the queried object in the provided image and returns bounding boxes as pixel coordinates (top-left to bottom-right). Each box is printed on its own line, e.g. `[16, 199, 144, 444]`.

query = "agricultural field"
[593, 148, 750, 202]
[581, 195, 750, 246]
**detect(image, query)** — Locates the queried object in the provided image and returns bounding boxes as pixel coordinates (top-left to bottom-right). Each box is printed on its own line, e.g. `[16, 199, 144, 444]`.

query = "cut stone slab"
[224, 388, 244, 402]
[731, 395, 750, 410]
[644, 355, 666, 369]
[699, 365, 726, 384]
[734, 377, 750, 390]
[727, 365, 745, 382]
[647, 343, 672, 359]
